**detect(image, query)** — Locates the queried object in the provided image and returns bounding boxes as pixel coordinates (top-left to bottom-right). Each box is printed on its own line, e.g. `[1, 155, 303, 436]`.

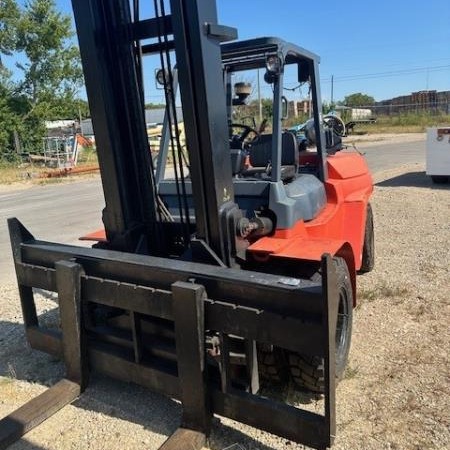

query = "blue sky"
[35, 0, 450, 103]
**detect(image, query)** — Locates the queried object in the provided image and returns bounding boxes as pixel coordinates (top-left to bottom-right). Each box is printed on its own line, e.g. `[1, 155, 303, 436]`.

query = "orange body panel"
[79, 229, 107, 242]
[81, 152, 373, 274]
[248, 151, 373, 271]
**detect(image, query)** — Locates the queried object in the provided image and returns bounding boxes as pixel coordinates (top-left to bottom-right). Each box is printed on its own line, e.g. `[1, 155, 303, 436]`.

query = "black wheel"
[288, 257, 353, 393]
[431, 175, 448, 184]
[257, 344, 289, 385]
[359, 203, 375, 274]
[324, 114, 346, 137]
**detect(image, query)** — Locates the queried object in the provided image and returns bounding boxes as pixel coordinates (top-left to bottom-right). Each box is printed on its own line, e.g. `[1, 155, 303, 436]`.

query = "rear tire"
[288, 257, 353, 393]
[359, 203, 375, 274]
[257, 344, 289, 385]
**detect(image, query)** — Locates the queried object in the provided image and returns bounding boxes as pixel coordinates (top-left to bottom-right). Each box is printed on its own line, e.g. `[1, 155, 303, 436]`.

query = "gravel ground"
[1, 162, 449, 450]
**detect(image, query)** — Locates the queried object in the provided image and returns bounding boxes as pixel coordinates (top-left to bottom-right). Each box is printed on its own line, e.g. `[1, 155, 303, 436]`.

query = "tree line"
[0, 0, 87, 161]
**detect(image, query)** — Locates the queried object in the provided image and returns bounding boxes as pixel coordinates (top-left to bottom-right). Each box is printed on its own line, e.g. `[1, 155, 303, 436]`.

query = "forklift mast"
[72, 0, 330, 268]
[72, 0, 243, 265]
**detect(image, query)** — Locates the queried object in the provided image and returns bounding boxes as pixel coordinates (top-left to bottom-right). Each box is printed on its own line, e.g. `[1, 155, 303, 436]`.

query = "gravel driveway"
[1, 162, 449, 449]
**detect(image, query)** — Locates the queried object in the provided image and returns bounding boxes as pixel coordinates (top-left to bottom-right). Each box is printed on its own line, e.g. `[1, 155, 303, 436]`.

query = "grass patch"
[0, 146, 99, 185]
[355, 113, 450, 134]
[344, 364, 359, 380]
[0, 162, 45, 184]
[36, 177, 65, 186]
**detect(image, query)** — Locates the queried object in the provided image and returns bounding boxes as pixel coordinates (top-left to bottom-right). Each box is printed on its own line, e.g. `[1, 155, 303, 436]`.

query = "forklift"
[1, 1, 374, 449]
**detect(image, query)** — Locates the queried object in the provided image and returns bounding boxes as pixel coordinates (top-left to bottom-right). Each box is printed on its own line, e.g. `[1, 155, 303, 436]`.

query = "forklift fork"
[0, 218, 338, 450]
[0, 261, 87, 450]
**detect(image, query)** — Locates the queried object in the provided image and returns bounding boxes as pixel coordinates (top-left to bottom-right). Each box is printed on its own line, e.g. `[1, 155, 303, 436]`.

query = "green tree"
[47, 97, 90, 121]
[261, 98, 273, 118]
[0, 83, 21, 159]
[14, 0, 83, 141]
[0, 0, 20, 158]
[0, 0, 19, 69]
[145, 102, 166, 110]
[0, 0, 86, 158]
[343, 92, 375, 107]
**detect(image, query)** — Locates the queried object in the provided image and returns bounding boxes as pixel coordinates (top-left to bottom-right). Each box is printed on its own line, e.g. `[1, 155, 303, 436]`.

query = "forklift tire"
[257, 344, 289, 385]
[288, 257, 353, 393]
[359, 203, 375, 274]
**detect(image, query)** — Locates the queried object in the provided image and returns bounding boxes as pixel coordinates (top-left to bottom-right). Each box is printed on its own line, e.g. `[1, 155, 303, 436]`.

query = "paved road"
[0, 137, 425, 284]
[355, 137, 425, 173]
[0, 178, 104, 284]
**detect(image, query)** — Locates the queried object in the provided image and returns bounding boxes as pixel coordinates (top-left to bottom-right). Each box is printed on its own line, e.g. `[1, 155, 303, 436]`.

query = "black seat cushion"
[249, 132, 297, 167]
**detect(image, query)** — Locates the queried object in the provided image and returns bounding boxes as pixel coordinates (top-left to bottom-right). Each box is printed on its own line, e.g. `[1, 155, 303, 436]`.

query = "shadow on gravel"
[376, 171, 450, 189]
[0, 317, 292, 450]
[7, 438, 50, 450]
[0, 313, 64, 386]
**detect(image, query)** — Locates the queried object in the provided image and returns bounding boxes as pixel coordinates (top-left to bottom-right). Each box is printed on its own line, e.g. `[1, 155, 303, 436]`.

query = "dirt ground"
[0, 161, 449, 449]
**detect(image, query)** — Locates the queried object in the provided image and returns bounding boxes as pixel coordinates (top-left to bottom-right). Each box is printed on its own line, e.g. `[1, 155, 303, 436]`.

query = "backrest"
[281, 131, 297, 165]
[249, 134, 272, 167]
[249, 132, 297, 167]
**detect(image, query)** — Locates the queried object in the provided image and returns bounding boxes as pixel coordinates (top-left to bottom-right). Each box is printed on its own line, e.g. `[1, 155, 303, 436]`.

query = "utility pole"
[257, 69, 262, 122]
[331, 74, 334, 109]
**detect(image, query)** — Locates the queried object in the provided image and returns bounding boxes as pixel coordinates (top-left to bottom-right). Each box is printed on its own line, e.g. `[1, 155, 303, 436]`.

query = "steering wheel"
[230, 123, 261, 148]
[324, 115, 346, 137]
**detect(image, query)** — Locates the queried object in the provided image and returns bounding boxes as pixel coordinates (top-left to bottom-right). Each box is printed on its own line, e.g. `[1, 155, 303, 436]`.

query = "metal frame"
[221, 37, 328, 181]
[1, 218, 338, 450]
[170, 0, 240, 264]
[71, 0, 161, 254]
[71, 0, 242, 265]
[0, 257, 88, 449]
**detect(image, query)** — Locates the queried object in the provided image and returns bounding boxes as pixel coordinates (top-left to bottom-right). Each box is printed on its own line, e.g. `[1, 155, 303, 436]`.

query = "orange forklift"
[2, 1, 373, 449]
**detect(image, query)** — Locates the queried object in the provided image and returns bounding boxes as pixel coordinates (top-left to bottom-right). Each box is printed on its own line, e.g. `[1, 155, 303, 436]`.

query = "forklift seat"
[245, 132, 297, 180]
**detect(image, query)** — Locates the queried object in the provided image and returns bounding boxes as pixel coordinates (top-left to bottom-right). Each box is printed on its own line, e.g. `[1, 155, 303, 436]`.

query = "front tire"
[288, 257, 353, 393]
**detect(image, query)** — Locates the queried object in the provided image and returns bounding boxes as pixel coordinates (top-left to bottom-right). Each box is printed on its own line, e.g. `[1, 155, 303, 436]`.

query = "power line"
[320, 64, 450, 83]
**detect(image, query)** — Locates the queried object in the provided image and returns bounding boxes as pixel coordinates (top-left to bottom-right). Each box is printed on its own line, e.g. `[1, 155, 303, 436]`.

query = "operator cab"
[222, 37, 331, 227]
[157, 38, 343, 231]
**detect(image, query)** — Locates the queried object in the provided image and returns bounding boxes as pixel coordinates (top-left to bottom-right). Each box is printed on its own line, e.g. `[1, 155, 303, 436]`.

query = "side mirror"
[281, 96, 288, 120]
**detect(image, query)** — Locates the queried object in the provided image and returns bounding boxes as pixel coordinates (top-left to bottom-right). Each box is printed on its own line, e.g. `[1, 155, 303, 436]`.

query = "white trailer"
[426, 127, 450, 184]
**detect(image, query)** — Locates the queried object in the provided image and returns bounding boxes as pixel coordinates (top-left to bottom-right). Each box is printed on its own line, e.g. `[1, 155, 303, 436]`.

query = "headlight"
[156, 68, 168, 86]
[266, 55, 282, 74]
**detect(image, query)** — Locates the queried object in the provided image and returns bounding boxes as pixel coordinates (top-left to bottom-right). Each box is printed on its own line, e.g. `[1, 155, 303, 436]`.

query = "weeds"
[358, 282, 410, 304]
[0, 146, 99, 185]
[344, 364, 359, 380]
[7, 362, 17, 379]
[0, 376, 14, 385]
[355, 113, 450, 134]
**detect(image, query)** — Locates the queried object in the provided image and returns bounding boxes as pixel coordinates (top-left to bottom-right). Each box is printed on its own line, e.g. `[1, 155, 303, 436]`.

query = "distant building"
[288, 100, 312, 117]
[375, 90, 450, 115]
[45, 120, 77, 138]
